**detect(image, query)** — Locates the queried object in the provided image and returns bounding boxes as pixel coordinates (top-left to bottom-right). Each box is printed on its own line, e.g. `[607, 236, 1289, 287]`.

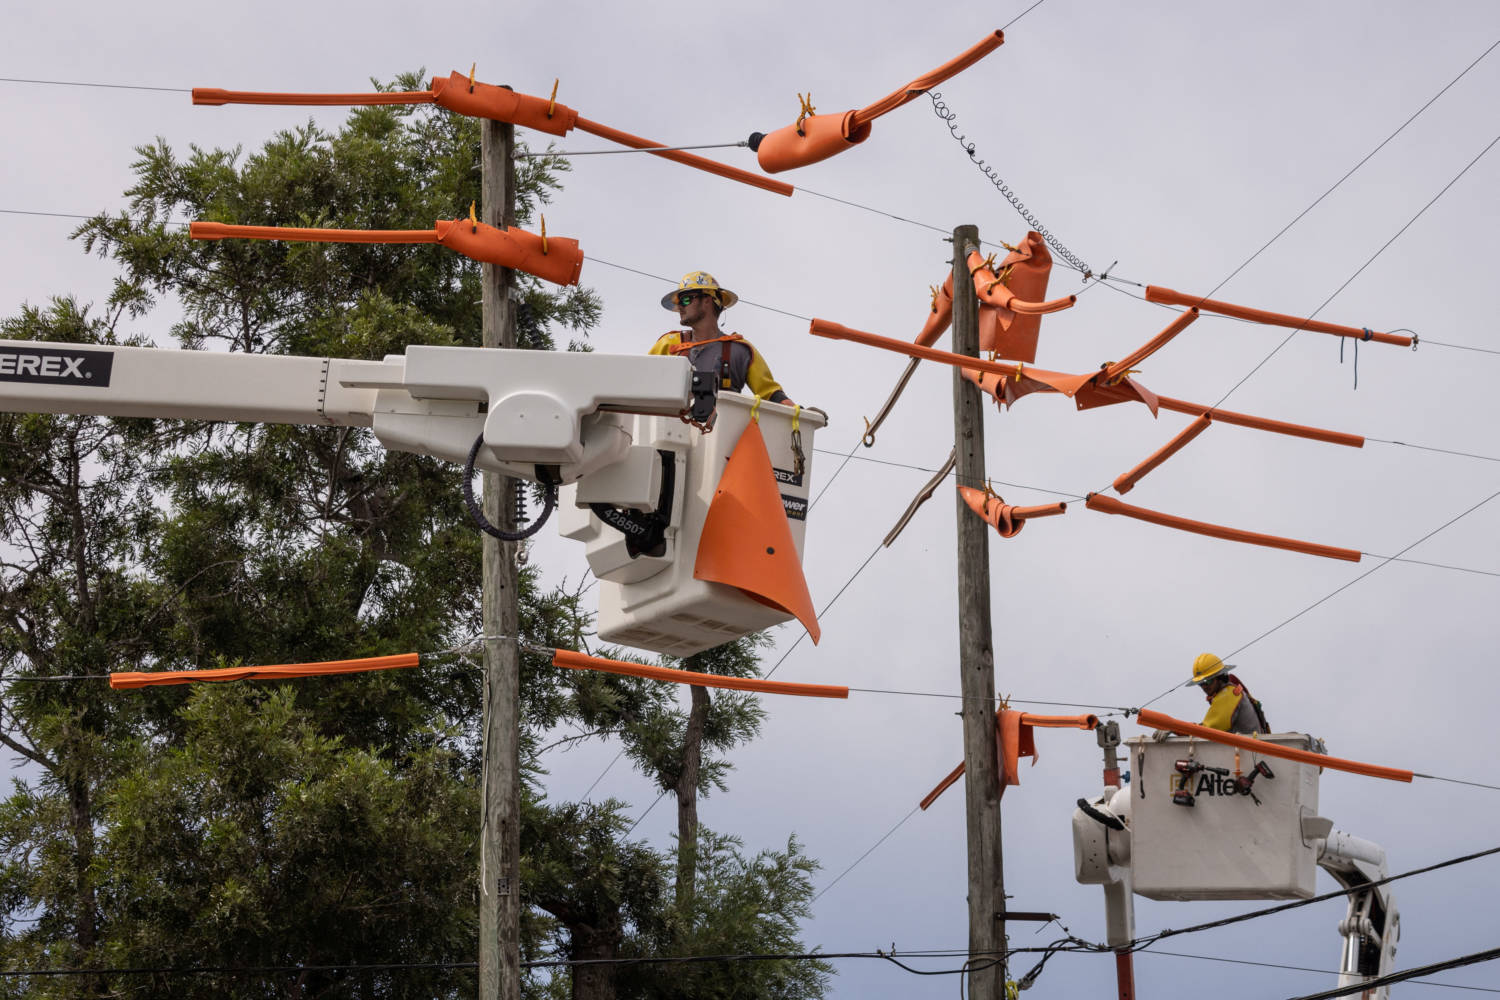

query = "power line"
[1370, 438, 1500, 464]
[1212, 130, 1500, 409]
[764, 540, 883, 681]
[813, 806, 921, 902]
[1221, 483, 1500, 661]
[1125, 843, 1500, 952]
[1420, 339, 1500, 356]
[1140, 949, 1500, 994]
[1284, 945, 1500, 1000]
[1136, 481, 1500, 711]
[1199, 36, 1500, 308]
[0, 76, 188, 93]
[0, 947, 1013, 980]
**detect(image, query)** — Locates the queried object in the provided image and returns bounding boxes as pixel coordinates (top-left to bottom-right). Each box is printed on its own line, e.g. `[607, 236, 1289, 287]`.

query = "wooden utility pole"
[479, 118, 522, 1000]
[950, 224, 1007, 997]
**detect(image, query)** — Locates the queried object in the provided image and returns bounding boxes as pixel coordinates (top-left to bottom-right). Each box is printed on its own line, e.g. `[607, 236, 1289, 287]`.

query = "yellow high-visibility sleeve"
[648, 332, 683, 356]
[745, 346, 787, 401]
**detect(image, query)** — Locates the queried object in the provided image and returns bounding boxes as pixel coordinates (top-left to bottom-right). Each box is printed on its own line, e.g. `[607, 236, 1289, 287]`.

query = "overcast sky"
[4, 1, 1499, 996]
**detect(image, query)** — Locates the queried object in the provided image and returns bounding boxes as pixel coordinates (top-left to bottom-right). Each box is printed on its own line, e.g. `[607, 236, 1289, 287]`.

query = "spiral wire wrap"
[462, 434, 557, 542]
[928, 91, 1092, 277]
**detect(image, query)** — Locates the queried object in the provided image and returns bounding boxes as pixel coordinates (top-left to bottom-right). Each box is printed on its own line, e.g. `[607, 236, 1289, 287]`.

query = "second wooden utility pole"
[478, 118, 522, 1000]
[951, 224, 1007, 997]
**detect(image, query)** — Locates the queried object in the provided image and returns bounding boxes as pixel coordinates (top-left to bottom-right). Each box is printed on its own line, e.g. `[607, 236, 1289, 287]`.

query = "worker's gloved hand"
[1150, 729, 1171, 742]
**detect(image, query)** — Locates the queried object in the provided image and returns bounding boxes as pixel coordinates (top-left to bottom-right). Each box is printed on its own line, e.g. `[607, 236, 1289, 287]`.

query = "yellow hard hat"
[1190, 652, 1231, 686]
[661, 270, 738, 311]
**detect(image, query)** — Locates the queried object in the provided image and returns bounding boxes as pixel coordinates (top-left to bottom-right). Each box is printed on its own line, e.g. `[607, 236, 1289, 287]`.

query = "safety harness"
[1224, 673, 1271, 733]
[668, 333, 747, 391]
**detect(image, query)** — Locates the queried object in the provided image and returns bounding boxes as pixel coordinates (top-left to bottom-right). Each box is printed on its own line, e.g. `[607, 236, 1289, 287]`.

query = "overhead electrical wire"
[1282, 946, 1500, 1000]
[1135, 481, 1500, 712]
[0, 76, 188, 93]
[1191, 34, 1500, 310]
[1140, 949, 1500, 994]
[1210, 130, 1500, 410]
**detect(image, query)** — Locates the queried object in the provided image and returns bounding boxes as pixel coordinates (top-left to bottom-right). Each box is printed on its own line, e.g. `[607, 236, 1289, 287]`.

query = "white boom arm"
[1315, 829, 1400, 999]
[0, 340, 693, 486]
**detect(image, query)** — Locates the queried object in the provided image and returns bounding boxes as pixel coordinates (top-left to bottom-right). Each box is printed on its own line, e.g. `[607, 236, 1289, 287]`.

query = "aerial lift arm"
[0, 339, 696, 490]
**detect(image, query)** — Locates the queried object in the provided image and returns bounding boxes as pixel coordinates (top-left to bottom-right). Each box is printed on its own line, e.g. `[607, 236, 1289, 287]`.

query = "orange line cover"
[1135, 709, 1413, 783]
[756, 30, 1004, 173]
[195, 74, 579, 137]
[1086, 493, 1361, 562]
[1155, 396, 1364, 449]
[191, 219, 584, 286]
[193, 76, 787, 196]
[852, 30, 1006, 128]
[111, 653, 421, 689]
[1144, 287, 1413, 347]
[1112, 415, 1212, 495]
[551, 649, 847, 699]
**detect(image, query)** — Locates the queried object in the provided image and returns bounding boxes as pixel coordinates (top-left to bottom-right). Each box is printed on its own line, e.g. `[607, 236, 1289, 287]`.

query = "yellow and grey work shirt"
[1200, 684, 1266, 735]
[648, 331, 790, 404]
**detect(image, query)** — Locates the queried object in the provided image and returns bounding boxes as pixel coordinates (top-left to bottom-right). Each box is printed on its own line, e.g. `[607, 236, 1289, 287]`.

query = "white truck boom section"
[0, 339, 692, 482]
[0, 339, 826, 656]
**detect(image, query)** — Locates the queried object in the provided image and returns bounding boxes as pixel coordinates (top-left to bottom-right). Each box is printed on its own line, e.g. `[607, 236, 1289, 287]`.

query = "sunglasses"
[676, 291, 708, 307]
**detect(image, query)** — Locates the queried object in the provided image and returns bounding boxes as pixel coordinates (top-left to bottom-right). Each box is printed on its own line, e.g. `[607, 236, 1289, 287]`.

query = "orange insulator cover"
[1135, 710, 1413, 783]
[967, 234, 1073, 363]
[433, 219, 583, 286]
[914, 274, 954, 348]
[429, 72, 578, 136]
[920, 709, 1097, 809]
[693, 420, 820, 643]
[957, 486, 1066, 538]
[1085, 493, 1362, 562]
[551, 649, 846, 699]
[111, 653, 421, 689]
[755, 110, 871, 174]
